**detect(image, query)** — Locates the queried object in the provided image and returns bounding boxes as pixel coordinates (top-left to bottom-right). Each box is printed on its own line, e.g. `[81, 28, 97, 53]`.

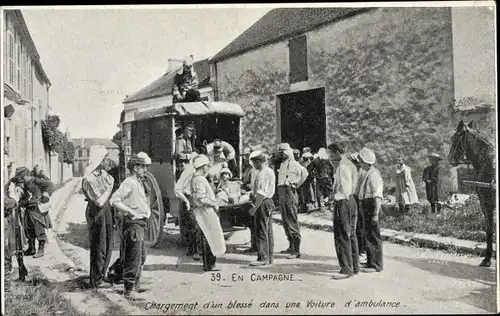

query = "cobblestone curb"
[271, 213, 496, 257]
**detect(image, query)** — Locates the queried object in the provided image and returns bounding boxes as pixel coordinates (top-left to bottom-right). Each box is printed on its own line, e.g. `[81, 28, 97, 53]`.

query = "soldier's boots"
[24, 239, 36, 256]
[33, 241, 45, 258]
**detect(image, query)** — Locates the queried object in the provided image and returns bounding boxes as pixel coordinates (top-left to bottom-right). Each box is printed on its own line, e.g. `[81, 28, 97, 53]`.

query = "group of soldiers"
[4, 162, 54, 283]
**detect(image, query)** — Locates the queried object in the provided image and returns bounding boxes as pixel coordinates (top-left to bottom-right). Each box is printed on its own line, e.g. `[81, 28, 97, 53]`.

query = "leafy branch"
[41, 114, 75, 163]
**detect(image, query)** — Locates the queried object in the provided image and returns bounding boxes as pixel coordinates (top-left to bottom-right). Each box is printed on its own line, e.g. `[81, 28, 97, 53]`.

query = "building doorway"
[278, 88, 326, 153]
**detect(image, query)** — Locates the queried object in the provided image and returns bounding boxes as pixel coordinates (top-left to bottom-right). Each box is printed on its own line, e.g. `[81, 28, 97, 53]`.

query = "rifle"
[462, 180, 495, 189]
[14, 206, 28, 281]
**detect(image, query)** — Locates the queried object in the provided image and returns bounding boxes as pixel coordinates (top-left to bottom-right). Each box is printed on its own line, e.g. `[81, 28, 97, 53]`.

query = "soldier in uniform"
[422, 153, 443, 213]
[16, 167, 54, 258]
[175, 122, 195, 180]
[4, 162, 28, 282]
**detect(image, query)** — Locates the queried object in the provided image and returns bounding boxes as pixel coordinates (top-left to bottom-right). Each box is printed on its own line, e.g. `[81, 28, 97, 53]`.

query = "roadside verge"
[271, 213, 496, 257]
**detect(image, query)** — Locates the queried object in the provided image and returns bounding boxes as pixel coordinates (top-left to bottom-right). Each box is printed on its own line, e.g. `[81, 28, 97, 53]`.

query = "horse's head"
[448, 120, 476, 166]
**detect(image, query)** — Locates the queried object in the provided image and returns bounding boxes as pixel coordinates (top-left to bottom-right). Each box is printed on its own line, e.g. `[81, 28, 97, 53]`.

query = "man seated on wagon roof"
[172, 56, 201, 103]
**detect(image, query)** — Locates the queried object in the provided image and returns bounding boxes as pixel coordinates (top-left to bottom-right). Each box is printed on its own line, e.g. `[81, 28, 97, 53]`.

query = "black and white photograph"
[1, 2, 498, 315]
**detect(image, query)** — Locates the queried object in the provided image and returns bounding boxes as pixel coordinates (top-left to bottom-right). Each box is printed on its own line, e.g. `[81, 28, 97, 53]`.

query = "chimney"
[167, 58, 184, 73]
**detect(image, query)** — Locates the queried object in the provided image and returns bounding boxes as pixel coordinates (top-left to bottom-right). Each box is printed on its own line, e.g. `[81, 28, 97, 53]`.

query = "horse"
[448, 120, 497, 267]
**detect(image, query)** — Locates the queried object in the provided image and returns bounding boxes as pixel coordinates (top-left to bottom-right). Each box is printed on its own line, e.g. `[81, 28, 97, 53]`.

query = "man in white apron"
[190, 155, 226, 271]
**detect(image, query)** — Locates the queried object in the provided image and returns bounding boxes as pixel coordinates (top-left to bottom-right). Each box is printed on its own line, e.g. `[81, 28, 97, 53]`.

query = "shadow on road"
[57, 223, 122, 252]
[57, 222, 90, 250]
[391, 256, 496, 313]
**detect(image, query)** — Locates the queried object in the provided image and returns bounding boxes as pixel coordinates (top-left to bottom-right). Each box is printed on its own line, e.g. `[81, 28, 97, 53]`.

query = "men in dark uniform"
[248, 151, 275, 266]
[4, 170, 28, 281]
[328, 143, 359, 280]
[16, 167, 54, 258]
[81, 148, 116, 290]
[422, 153, 442, 213]
[32, 164, 50, 180]
[175, 123, 195, 180]
[276, 143, 309, 259]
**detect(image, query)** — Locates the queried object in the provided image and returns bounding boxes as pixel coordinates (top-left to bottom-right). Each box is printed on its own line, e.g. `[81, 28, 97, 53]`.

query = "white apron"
[190, 174, 226, 256]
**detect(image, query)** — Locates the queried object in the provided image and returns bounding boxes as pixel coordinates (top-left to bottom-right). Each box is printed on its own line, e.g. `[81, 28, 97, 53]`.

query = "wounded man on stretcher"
[215, 166, 251, 206]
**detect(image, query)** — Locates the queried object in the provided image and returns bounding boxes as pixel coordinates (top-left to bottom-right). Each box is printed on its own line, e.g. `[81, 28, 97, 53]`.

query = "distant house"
[120, 58, 212, 164]
[72, 137, 120, 176]
[209, 7, 495, 193]
[3, 9, 51, 172]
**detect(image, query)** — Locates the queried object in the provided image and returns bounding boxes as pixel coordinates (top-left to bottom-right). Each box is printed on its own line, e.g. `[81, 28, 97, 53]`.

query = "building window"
[28, 60, 33, 100]
[7, 31, 15, 86]
[289, 35, 308, 84]
[79, 149, 83, 157]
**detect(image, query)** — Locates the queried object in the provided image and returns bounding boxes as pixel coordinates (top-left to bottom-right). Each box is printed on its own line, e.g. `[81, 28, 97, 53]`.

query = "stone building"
[72, 138, 120, 176]
[3, 9, 51, 172]
[209, 7, 496, 195]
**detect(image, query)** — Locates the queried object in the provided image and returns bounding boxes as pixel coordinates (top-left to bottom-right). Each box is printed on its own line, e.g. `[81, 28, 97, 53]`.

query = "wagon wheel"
[143, 171, 165, 248]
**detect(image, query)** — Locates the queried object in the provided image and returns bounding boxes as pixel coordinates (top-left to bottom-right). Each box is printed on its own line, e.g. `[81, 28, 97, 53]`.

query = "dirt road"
[52, 188, 496, 315]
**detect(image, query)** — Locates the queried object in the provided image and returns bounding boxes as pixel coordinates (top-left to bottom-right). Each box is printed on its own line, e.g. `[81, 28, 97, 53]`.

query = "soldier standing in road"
[242, 149, 262, 254]
[422, 153, 442, 214]
[328, 143, 359, 280]
[16, 166, 54, 258]
[190, 155, 226, 271]
[110, 152, 152, 300]
[358, 147, 384, 273]
[276, 143, 309, 259]
[349, 152, 367, 262]
[248, 150, 275, 267]
[4, 162, 28, 282]
[175, 152, 202, 261]
[81, 147, 115, 289]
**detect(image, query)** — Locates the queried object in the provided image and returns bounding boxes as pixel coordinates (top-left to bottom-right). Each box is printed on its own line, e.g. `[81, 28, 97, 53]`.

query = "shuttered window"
[289, 35, 308, 84]
[7, 32, 15, 85]
[16, 32, 21, 90]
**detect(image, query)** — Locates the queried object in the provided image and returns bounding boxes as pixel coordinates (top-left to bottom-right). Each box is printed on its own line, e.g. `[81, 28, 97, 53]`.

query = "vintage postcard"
[1, 2, 497, 315]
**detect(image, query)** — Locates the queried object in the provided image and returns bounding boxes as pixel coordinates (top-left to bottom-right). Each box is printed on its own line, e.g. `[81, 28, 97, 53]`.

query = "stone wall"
[217, 7, 457, 197]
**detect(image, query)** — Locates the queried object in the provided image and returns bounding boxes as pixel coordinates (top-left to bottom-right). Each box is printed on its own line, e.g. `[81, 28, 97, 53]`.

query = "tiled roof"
[123, 58, 211, 104]
[211, 7, 371, 62]
[72, 138, 119, 149]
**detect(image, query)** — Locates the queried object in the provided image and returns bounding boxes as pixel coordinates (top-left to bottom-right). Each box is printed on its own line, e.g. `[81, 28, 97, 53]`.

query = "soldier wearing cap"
[4, 160, 28, 281]
[422, 153, 443, 213]
[242, 149, 264, 254]
[276, 143, 309, 259]
[350, 152, 367, 259]
[175, 152, 202, 260]
[190, 154, 226, 271]
[357, 147, 384, 273]
[248, 150, 275, 266]
[175, 122, 195, 180]
[81, 147, 116, 289]
[328, 142, 359, 279]
[110, 152, 152, 300]
[16, 166, 54, 258]
[172, 56, 200, 103]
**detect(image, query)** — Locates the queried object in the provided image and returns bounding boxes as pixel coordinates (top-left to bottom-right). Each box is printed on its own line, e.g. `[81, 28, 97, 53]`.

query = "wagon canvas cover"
[168, 101, 245, 117]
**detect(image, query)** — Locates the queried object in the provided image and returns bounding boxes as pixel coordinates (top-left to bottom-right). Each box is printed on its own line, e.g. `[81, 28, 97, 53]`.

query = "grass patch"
[4, 267, 85, 316]
[312, 195, 494, 242]
[379, 195, 495, 242]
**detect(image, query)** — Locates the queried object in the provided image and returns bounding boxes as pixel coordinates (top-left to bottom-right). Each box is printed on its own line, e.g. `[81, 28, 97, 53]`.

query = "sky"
[21, 6, 274, 139]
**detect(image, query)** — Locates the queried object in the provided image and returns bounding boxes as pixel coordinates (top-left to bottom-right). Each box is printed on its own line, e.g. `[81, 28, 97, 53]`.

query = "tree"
[62, 140, 75, 163]
[112, 130, 122, 148]
[41, 114, 75, 163]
